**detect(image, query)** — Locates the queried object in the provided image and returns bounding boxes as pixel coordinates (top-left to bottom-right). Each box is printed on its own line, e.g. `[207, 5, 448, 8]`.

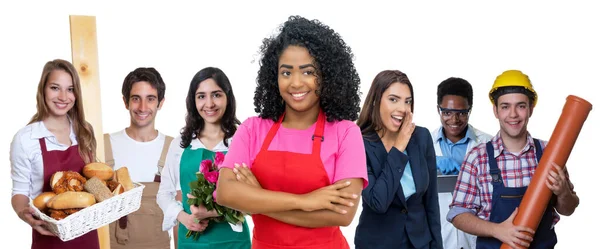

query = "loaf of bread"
[84, 177, 113, 202]
[33, 192, 56, 212]
[115, 167, 134, 191]
[47, 191, 96, 209]
[83, 162, 114, 181]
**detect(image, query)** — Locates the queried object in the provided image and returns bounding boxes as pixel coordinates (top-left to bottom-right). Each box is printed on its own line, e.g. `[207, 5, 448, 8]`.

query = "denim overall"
[476, 139, 557, 249]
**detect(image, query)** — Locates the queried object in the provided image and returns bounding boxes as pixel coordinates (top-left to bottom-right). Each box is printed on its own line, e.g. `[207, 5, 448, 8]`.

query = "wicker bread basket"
[30, 182, 145, 241]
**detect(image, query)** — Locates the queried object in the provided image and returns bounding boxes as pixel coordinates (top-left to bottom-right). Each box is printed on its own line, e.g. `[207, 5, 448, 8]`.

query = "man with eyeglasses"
[431, 77, 493, 249]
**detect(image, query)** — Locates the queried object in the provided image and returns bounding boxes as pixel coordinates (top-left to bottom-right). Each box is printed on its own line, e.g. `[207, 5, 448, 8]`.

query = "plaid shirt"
[448, 132, 565, 227]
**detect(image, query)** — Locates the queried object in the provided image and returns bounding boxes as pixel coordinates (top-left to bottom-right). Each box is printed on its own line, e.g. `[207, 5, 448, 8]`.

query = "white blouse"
[10, 120, 78, 199]
[156, 135, 229, 232]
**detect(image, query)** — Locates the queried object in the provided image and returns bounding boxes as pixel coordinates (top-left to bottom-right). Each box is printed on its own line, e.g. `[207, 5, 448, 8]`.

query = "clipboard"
[437, 175, 458, 193]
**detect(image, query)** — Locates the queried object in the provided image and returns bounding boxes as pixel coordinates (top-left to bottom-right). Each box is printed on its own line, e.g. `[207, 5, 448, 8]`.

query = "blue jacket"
[355, 127, 443, 249]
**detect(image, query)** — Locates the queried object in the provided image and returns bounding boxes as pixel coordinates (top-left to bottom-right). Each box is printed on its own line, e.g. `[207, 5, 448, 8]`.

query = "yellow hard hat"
[489, 70, 537, 107]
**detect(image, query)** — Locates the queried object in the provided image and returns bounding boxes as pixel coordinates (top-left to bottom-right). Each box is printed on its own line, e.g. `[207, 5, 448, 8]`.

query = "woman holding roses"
[157, 67, 251, 249]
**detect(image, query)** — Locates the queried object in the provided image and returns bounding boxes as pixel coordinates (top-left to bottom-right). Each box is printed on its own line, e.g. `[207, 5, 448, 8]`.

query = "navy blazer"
[354, 126, 443, 249]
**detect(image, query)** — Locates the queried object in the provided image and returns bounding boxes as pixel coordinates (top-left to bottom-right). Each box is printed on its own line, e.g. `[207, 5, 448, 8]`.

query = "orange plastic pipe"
[500, 95, 592, 249]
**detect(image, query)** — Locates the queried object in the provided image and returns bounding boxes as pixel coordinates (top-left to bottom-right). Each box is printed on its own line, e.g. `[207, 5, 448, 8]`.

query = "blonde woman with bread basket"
[9, 59, 101, 249]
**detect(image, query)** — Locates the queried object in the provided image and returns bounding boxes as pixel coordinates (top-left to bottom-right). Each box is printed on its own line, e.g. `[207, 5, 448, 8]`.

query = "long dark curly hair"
[180, 67, 240, 148]
[254, 15, 361, 122]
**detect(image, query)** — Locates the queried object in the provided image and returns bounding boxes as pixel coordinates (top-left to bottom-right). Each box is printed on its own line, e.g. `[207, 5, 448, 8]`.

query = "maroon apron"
[31, 138, 100, 249]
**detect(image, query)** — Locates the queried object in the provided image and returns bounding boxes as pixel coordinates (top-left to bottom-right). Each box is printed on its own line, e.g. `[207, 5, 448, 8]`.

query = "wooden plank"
[69, 15, 110, 249]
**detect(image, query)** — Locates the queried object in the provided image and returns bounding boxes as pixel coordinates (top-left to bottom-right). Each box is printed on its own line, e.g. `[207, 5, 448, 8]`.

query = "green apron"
[178, 146, 251, 249]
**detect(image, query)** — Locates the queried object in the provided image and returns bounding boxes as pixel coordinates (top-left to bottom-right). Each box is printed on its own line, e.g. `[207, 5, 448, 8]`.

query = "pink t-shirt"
[221, 116, 368, 189]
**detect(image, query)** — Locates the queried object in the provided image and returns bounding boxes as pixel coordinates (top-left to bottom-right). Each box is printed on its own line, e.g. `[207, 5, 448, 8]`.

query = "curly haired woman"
[215, 15, 369, 249]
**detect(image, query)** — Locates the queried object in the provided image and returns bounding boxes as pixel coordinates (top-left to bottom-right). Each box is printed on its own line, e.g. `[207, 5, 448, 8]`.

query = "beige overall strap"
[103, 133, 115, 167]
[158, 135, 174, 170]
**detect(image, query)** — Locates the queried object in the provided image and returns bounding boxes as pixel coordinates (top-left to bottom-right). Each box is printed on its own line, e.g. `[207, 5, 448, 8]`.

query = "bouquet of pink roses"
[186, 152, 245, 240]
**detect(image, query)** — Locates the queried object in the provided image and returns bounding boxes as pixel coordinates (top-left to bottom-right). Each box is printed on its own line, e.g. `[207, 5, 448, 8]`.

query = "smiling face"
[125, 81, 163, 129]
[379, 82, 412, 133]
[277, 45, 320, 115]
[493, 93, 533, 140]
[195, 78, 227, 125]
[439, 94, 470, 141]
[44, 70, 75, 118]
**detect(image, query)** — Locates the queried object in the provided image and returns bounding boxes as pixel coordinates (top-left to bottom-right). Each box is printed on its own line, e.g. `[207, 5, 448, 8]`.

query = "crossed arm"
[215, 164, 362, 228]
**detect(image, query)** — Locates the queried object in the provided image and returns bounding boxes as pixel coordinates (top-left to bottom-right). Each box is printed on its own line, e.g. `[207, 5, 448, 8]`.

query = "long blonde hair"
[28, 59, 97, 164]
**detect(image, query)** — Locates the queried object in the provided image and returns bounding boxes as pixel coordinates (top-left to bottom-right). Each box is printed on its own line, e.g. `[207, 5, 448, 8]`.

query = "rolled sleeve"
[448, 148, 482, 221]
[157, 189, 183, 231]
[446, 206, 477, 222]
[157, 137, 184, 231]
[10, 132, 31, 197]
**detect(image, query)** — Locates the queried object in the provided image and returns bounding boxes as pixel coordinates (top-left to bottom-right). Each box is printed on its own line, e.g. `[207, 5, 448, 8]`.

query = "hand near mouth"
[393, 111, 415, 152]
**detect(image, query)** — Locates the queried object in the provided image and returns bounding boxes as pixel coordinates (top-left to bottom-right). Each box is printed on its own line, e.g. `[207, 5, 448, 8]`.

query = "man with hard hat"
[446, 70, 579, 249]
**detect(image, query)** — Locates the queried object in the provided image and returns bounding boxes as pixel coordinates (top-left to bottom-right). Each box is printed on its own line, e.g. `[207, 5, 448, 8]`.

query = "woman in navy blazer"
[354, 70, 442, 249]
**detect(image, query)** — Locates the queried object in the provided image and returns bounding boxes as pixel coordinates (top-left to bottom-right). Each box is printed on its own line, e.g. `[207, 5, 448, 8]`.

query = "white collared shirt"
[10, 120, 78, 199]
[156, 135, 229, 231]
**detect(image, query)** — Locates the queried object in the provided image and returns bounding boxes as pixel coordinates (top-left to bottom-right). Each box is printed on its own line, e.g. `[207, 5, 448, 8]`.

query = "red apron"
[251, 111, 349, 249]
[31, 138, 100, 249]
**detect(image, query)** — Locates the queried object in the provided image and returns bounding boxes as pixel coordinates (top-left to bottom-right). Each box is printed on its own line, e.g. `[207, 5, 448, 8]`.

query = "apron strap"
[485, 141, 503, 186]
[104, 133, 115, 167]
[533, 138, 543, 162]
[157, 135, 174, 172]
[39, 138, 48, 153]
[311, 110, 326, 155]
[155, 135, 174, 182]
[260, 115, 284, 152]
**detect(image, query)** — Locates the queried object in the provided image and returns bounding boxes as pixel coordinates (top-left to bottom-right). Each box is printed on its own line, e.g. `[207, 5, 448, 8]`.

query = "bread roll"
[84, 177, 113, 202]
[33, 192, 56, 212]
[47, 191, 96, 209]
[115, 167, 134, 191]
[83, 162, 114, 180]
[106, 180, 119, 192]
[112, 184, 124, 195]
[50, 171, 63, 189]
[50, 171, 86, 194]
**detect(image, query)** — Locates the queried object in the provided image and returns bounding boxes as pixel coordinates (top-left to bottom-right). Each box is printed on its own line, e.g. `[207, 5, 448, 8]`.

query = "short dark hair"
[121, 67, 166, 107]
[491, 86, 536, 107]
[180, 67, 240, 149]
[437, 77, 473, 107]
[254, 15, 361, 122]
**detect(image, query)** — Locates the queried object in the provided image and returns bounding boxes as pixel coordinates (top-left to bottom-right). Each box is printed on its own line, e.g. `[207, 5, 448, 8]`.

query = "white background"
[1, 1, 598, 248]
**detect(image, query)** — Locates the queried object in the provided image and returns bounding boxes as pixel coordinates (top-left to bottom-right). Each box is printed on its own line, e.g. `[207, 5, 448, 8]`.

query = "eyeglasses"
[438, 106, 471, 119]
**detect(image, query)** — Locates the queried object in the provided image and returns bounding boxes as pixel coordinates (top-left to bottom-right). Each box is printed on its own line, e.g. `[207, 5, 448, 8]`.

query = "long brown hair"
[28, 59, 97, 164]
[356, 70, 414, 140]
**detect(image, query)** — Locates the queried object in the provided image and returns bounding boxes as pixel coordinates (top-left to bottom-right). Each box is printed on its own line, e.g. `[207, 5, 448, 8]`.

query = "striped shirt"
[447, 132, 567, 227]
